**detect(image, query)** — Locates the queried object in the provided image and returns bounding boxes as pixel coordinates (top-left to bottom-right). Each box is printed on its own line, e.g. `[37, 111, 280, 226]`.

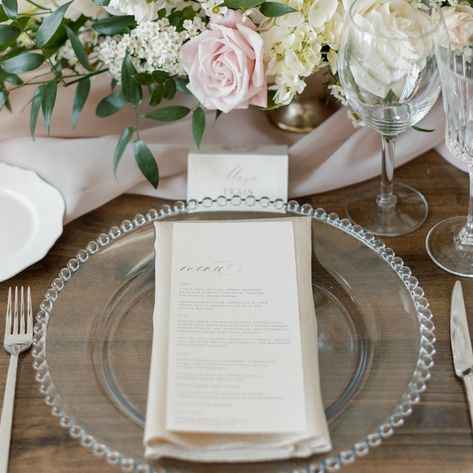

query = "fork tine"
[26, 287, 33, 335]
[13, 287, 18, 335]
[5, 287, 12, 336]
[20, 286, 25, 334]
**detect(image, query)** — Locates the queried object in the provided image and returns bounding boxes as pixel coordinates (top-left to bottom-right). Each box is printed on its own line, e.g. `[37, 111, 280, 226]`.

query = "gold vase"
[267, 71, 339, 133]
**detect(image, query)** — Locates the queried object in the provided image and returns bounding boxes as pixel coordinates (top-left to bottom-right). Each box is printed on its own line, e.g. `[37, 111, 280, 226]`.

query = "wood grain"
[1, 150, 473, 472]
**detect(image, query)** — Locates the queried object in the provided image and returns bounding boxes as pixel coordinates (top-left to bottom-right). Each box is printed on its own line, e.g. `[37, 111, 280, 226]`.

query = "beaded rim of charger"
[30, 196, 436, 473]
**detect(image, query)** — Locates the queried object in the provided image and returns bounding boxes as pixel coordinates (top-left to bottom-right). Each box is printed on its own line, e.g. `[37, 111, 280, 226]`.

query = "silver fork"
[0, 287, 33, 473]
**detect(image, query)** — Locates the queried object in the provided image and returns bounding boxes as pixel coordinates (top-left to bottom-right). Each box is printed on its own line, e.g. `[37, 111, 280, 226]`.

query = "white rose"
[105, 0, 161, 21]
[347, 0, 435, 99]
[442, 2, 473, 48]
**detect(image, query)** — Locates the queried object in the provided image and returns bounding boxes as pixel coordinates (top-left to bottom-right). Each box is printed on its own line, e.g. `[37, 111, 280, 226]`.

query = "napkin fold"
[144, 217, 331, 462]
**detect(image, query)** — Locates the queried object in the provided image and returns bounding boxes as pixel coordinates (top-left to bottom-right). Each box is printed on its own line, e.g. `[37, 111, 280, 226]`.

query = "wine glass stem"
[457, 167, 473, 246]
[377, 135, 397, 209]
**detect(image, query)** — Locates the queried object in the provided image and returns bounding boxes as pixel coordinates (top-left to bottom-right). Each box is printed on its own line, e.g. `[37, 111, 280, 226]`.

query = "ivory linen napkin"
[0, 73, 456, 223]
[144, 217, 331, 462]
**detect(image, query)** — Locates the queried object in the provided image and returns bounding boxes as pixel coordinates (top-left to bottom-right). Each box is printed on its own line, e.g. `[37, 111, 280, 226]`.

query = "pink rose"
[443, 2, 473, 48]
[179, 11, 267, 113]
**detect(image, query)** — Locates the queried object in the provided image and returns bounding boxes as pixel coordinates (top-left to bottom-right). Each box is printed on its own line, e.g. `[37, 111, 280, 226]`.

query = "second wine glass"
[337, 0, 444, 236]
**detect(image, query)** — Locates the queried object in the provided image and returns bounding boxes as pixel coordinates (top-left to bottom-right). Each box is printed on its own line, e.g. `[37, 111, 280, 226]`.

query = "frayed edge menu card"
[144, 217, 331, 463]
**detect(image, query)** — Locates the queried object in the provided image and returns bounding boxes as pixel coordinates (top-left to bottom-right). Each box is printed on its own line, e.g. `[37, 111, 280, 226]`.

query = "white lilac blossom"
[258, 0, 346, 105]
[98, 18, 206, 80]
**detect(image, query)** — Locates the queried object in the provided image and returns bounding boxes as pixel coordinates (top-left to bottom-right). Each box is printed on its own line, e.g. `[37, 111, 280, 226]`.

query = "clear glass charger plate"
[32, 198, 435, 473]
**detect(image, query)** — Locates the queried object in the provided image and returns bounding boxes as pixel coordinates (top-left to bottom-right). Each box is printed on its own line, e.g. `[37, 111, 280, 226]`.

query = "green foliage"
[0, 89, 7, 110]
[113, 127, 135, 175]
[222, 0, 264, 9]
[96, 91, 126, 117]
[121, 54, 142, 106]
[192, 107, 205, 148]
[0, 68, 22, 85]
[174, 77, 191, 95]
[1, 53, 44, 73]
[0, 25, 21, 46]
[133, 138, 159, 188]
[36, 1, 72, 47]
[151, 70, 169, 82]
[30, 87, 42, 138]
[72, 78, 91, 128]
[412, 125, 435, 133]
[132, 72, 154, 85]
[144, 105, 191, 121]
[92, 16, 136, 35]
[65, 26, 92, 71]
[260, 2, 296, 16]
[149, 83, 164, 106]
[41, 79, 58, 133]
[2, 0, 18, 19]
[163, 78, 176, 100]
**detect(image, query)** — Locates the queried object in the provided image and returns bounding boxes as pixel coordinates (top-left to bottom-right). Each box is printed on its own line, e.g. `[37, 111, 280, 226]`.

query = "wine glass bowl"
[426, 43, 473, 277]
[337, 0, 444, 236]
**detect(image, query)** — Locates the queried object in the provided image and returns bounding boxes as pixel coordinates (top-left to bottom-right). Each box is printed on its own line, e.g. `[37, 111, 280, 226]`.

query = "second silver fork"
[0, 287, 33, 473]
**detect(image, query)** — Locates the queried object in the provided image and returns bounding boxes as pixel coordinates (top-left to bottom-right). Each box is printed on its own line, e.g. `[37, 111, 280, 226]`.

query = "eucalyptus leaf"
[121, 54, 142, 106]
[96, 91, 126, 117]
[133, 138, 159, 188]
[36, 1, 72, 47]
[72, 77, 90, 128]
[30, 86, 42, 138]
[93, 0, 110, 5]
[114, 127, 135, 175]
[92, 16, 136, 35]
[259, 1, 296, 16]
[41, 79, 57, 133]
[144, 105, 191, 121]
[0, 24, 20, 45]
[192, 107, 205, 148]
[65, 26, 91, 71]
[1, 52, 44, 73]
[149, 82, 164, 106]
[2, 0, 18, 19]
[222, 0, 264, 9]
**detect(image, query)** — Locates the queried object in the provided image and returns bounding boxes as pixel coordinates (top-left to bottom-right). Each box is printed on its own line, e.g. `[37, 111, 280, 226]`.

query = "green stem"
[63, 69, 108, 87]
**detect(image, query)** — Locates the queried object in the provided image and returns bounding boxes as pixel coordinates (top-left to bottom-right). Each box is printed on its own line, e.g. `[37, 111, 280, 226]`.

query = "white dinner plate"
[0, 163, 65, 282]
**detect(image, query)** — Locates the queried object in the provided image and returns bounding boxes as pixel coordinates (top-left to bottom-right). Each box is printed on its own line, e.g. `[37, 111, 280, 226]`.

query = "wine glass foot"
[426, 216, 473, 277]
[345, 181, 428, 237]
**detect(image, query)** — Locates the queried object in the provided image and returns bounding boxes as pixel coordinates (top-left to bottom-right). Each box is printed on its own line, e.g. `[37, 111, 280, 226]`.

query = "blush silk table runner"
[0, 75, 457, 223]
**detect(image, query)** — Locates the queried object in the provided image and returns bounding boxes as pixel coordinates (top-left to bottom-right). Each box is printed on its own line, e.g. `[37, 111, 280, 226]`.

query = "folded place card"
[144, 217, 331, 462]
[186, 145, 288, 206]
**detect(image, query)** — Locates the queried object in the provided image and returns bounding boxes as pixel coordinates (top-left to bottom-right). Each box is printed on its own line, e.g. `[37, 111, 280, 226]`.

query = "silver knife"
[451, 280, 473, 430]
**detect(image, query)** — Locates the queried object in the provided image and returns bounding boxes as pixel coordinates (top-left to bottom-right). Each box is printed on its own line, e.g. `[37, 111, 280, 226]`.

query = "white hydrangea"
[105, 0, 197, 21]
[329, 83, 365, 128]
[258, 0, 345, 105]
[98, 17, 206, 80]
[56, 22, 101, 73]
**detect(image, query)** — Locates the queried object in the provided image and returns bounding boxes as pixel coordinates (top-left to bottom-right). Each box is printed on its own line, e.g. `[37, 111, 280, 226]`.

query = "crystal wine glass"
[426, 43, 473, 277]
[337, 0, 444, 236]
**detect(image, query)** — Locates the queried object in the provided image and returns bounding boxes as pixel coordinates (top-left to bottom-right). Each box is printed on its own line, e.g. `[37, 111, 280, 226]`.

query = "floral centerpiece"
[0, 0, 472, 186]
[0, 0, 346, 186]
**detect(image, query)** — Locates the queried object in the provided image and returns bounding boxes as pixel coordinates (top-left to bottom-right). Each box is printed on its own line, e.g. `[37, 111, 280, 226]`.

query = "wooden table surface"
[1, 149, 472, 473]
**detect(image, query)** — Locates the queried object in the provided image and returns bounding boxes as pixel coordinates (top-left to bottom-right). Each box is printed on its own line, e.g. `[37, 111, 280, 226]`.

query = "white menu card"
[165, 221, 306, 433]
[144, 217, 332, 463]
